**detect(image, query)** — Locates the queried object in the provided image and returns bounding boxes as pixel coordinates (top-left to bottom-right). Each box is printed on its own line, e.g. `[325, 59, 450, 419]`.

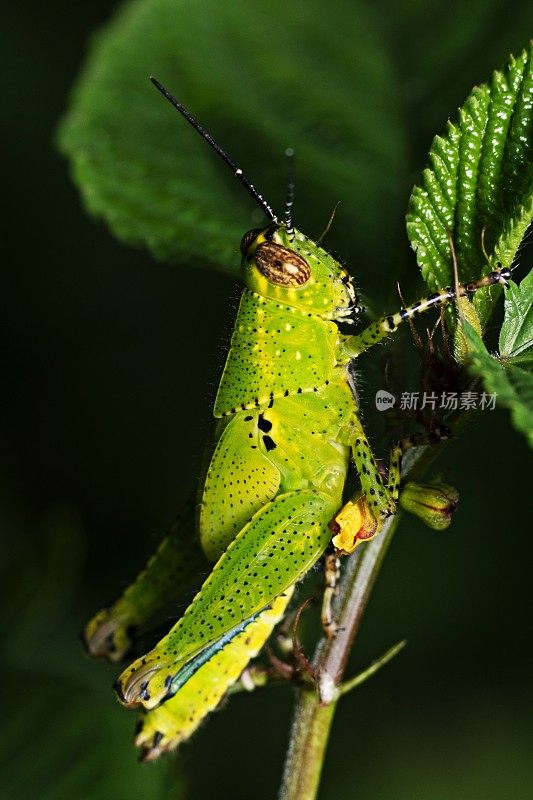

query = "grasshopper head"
[148, 80, 357, 321]
[240, 225, 359, 322]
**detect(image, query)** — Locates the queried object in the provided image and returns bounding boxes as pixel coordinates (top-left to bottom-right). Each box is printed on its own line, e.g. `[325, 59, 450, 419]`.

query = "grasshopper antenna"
[284, 147, 295, 240]
[316, 201, 340, 244]
[150, 77, 278, 224]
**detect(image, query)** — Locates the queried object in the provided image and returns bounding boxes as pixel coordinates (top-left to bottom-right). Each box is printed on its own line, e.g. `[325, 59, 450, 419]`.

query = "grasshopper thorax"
[240, 225, 358, 322]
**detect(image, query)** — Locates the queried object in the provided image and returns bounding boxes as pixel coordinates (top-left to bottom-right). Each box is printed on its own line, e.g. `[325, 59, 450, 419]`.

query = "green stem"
[278, 443, 440, 800]
[279, 691, 337, 800]
[278, 514, 399, 800]
[339, 639, 407, 697]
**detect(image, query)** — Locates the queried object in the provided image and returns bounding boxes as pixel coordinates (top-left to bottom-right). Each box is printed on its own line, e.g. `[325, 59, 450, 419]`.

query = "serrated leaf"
[57, 0, 405, 277]
[499, 267, 533, 362]
[463, 321, 533, 447]
[407, 45, 533, 328]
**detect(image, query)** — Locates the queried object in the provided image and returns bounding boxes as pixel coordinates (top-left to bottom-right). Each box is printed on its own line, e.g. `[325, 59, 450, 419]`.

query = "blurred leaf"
[463, 322, 533, 447]
[499, 267, 533, 365]
[57, 0, 406, 278]
[0, 512, 181, 800]
[406, 44, 533, 327]
[0, 671, 171, 800]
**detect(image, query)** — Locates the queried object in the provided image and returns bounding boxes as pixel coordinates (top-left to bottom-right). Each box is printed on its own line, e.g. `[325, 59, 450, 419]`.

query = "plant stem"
[278, 513, 399, 800]
[279, 690, 337, 800]
[339, 639, 407, 697]
[278, 445, 437, 800]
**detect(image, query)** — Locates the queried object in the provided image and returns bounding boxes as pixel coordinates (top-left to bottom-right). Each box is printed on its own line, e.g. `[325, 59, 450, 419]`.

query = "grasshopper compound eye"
[254, 242, 311, 286]
[240, 228, 262, 256]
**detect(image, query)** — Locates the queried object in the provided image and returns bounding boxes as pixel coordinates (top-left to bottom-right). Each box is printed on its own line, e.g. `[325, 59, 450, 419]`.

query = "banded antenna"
[150, 77, 278, 224]
[284, 147, 295, 240]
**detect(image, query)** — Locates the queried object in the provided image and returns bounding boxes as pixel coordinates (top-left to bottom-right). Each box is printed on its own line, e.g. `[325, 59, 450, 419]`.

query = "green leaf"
[463, 321, 533, 447]
[57, 0, 406, 276]
[407, 45, 533, 327]
[499, 267, 533, 365]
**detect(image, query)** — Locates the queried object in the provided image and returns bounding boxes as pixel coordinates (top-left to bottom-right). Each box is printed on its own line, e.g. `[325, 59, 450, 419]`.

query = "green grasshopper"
[84, 78, 510, 760]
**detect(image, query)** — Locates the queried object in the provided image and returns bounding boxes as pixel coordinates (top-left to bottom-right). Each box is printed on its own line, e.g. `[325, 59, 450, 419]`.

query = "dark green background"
[1, 2, 532, 799]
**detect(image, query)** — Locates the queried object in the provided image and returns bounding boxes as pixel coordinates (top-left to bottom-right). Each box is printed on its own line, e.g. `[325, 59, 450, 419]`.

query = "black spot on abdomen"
[258, 414, 273, 433]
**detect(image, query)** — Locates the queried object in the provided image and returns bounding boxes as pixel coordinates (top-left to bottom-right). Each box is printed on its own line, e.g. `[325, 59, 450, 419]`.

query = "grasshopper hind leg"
[134, 588, 294, 760]
[84, 496, 208, 662]
[116, 489, 340, 710]
[84, 609, 138, 663]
